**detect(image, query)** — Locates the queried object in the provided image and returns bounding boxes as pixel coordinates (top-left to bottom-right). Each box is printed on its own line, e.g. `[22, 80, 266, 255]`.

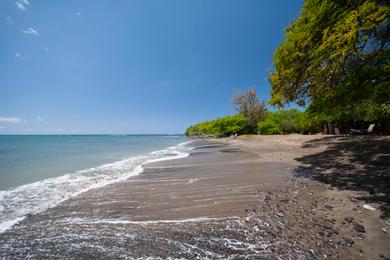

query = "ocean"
[0, 134, 191, 232]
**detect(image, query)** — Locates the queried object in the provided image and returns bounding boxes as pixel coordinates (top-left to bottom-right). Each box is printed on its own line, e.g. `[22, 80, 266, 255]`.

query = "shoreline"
[0, 139, 192, 234]
[0, 135, 389, 258]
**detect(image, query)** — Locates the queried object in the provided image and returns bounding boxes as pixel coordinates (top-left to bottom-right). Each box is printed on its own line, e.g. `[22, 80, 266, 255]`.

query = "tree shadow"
[294, 136, 390, 219]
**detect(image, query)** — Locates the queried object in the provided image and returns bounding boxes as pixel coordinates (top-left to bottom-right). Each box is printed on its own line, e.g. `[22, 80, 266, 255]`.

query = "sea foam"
[0, 141, 193, 233]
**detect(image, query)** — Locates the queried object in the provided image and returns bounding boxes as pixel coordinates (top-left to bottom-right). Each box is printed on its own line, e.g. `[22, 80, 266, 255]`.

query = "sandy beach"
[0, 135, 389, 259]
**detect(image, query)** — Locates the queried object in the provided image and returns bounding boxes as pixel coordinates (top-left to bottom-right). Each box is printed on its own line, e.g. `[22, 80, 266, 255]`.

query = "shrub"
[257, 109, 321, 134]
[257, 121, 282, 135]
[186, 109, 322, 137]
[185, 114, 250, 137]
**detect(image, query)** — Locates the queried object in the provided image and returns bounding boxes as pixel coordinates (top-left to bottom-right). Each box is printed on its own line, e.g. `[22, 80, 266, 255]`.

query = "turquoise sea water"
[0, 135, 187, 190]
[0, 134, 190, 232]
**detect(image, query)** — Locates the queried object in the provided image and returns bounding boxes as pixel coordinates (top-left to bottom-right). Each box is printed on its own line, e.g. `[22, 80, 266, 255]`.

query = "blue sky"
[1, 0, 303, 134]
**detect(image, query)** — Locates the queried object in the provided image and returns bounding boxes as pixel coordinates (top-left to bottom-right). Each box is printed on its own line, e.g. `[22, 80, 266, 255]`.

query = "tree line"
[186, 0, 389, 137]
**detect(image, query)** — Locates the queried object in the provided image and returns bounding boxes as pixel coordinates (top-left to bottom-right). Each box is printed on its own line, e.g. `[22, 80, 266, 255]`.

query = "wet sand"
[0, 135, 389, 259]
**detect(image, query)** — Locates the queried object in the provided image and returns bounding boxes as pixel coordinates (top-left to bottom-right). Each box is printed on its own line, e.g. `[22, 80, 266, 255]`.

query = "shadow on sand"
[294, 136, 390, 219]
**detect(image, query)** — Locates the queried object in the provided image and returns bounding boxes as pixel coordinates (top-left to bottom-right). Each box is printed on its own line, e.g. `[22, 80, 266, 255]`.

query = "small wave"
[59, 216, 240, 225]
[0, 141, 193, 233]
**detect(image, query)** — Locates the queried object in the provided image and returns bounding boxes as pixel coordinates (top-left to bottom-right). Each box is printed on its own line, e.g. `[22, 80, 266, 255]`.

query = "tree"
[269, 0, 390, 129]
[185, 114, 250, 137]
[233, 87, 268, 132]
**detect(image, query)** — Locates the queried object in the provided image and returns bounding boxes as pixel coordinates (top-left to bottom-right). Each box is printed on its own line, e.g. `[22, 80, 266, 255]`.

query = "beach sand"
[0, 135, 389, 259]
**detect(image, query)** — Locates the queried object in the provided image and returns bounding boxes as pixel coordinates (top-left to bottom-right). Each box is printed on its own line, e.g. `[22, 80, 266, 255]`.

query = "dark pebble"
[324, 203, 333, 210]
[344, 238, 354, 247]
[353, 222, 366, 233]
[344, 217, 354, 223]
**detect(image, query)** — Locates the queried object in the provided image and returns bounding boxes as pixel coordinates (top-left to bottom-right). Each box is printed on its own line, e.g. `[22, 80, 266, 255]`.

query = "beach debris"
[362, 204, 376, 211]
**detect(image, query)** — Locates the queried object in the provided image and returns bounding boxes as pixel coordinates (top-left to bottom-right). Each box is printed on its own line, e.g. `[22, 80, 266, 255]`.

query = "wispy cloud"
[48, 128, 65, 133]
[0, 117, 22, 123]
[16, 2, 26, 10]
[15, 52, 21, 58]
[5, 16, 15, 25]
[36, 116, 44, 122]
[21, 27, 38, 35]
[76, 12, 81, 16]
[16, 0, 29, 11]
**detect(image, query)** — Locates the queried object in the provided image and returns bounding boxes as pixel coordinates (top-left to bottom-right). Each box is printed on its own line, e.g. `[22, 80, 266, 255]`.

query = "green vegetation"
[258, 109, 321, 135]
[233, 88, 268, 133]
[186, 0, 389, 137]
[186, 108, 321, 137]
[186, 89, 270, 137]
[269, 0, 390, 130]
[185, 114, 250, 137]
[257, 120, 282, 135]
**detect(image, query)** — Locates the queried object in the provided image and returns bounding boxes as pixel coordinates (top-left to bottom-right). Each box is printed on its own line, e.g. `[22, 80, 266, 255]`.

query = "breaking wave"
[0, 141, 193, 233]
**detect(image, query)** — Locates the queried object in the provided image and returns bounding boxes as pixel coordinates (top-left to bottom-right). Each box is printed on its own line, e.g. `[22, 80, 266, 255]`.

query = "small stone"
[357, 234, 365, 240]
[324, 203, 333, 210]
[344, 217, 354, 223]
[363, 204, 376, 211]
[349, 197, 359, 203]
[344, 237, 354, 247]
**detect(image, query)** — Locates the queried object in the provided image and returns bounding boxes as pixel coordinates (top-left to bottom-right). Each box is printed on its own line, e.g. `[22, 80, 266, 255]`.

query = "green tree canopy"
[185, 114, 250, 137]
[269, 0, 390, 128]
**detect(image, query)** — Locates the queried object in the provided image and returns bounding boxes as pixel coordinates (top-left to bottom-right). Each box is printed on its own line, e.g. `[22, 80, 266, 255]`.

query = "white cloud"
[16, 0, 29, 11]
[16, 2, 26, 10]
[36, 116, 44, 122]
[0, 117, 22, 123]
[21, 27, 38, 35]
